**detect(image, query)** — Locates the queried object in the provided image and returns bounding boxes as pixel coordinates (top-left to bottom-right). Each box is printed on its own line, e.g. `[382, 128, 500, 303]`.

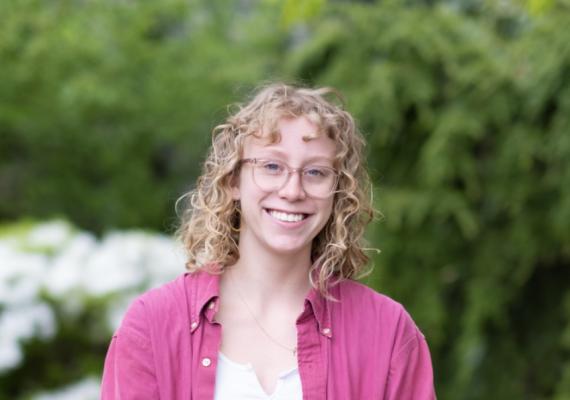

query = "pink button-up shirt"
[101, 271, 436, 399]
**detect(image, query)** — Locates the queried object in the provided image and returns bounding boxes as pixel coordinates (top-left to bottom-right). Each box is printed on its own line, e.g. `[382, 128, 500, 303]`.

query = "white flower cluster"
[0, 220, 185, 397]
[32, 377, 101, 400]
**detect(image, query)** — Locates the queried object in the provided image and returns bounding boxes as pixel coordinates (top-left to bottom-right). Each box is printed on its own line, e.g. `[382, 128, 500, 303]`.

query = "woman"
[101, 83, 436, 399]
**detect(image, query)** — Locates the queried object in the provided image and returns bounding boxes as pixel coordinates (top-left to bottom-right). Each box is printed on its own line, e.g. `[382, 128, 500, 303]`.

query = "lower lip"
[264, 209, 310, 228]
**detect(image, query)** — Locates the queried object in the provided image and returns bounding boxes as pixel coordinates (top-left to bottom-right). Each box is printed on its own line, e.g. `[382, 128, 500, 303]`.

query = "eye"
[304, 167, 329, 178]
[261, 160, 284, 174]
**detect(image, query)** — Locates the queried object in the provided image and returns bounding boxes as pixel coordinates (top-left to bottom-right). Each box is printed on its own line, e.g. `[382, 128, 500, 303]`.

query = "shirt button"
[190, 321, 198, 330]
[322, 327, 332, 336]
[201, 357, 212, 367]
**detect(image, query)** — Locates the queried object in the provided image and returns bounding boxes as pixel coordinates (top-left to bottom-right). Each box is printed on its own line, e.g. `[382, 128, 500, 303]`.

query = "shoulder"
[104, 274, 201, 398]
[140, 273, 190, 309]
[335, 279, 408, 319]
[128, 273, 188, 311]
[117, 273, 193, 336]
[333, 279, 424, 343]
[118, 270, 218, 333]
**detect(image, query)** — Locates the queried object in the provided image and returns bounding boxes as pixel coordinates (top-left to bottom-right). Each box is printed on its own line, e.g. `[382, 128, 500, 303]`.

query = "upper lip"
[264, 207, 311, 215]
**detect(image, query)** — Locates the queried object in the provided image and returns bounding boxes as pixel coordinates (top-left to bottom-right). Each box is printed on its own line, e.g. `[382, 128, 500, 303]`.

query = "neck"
[223, 237, 313, 309]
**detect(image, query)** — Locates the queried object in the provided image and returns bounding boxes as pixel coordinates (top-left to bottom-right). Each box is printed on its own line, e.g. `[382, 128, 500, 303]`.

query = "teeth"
[268, 210, 305, 222]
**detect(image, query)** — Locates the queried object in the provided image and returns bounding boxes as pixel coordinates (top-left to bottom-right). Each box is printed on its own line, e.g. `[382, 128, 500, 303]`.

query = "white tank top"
[213, 352, 303, 400]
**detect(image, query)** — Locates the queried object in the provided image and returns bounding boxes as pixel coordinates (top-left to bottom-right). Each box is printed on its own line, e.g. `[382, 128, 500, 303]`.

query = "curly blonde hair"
[176, 83, 375, 296]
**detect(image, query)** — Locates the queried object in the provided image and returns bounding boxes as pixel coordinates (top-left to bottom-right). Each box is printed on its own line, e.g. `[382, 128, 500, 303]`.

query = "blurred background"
[1, 0, 569, 398]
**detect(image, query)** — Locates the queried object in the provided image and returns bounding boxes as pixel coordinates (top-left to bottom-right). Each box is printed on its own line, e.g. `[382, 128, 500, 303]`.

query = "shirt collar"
[185, 267, 332, 337]
[304, 283, 332, 336]
[186, 268, 221, 332]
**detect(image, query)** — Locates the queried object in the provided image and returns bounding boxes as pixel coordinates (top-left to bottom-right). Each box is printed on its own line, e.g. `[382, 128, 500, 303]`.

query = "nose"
[277, 171, 306, 201]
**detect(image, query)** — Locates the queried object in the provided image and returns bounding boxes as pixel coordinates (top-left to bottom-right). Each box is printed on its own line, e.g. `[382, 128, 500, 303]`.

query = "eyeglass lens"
[252, 160, 336, 197]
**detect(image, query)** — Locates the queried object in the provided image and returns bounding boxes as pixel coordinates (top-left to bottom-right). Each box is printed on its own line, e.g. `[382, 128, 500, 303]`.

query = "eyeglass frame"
[240, 158, 340, 199]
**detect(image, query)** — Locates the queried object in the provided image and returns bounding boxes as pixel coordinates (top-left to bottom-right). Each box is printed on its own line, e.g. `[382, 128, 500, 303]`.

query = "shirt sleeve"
[384, 314, 437, 400]
[101, 298, 160, 399]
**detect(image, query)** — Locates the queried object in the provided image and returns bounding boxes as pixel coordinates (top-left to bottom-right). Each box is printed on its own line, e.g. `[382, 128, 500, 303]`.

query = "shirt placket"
[191, 299, 221, 400]
[296, 301, 330, 400]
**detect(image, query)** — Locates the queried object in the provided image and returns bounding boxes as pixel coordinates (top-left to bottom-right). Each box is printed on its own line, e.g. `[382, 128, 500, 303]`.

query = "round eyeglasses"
[241, 158, 339, 199]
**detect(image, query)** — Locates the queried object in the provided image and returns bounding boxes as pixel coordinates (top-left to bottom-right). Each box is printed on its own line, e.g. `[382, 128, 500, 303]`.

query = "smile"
[265, 209, 308, 223]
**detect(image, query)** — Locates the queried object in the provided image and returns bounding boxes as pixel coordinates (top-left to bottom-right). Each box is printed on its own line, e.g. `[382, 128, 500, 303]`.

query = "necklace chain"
[230, 271, 297, 356]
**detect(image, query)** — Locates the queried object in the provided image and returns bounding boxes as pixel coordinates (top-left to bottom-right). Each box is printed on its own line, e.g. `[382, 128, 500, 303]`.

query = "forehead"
[243, 116, 337, 162]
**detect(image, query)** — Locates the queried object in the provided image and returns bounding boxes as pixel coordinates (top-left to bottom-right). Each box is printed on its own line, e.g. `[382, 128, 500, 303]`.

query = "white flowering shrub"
[0, 220, 185, 399]
[31, 377, 101, 400]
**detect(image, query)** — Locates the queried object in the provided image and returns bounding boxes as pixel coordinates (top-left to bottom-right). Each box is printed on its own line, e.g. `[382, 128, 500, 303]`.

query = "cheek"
[318, 200, 334, 226]
[231, 170, 252, 201]
[234, 173, 264, 204]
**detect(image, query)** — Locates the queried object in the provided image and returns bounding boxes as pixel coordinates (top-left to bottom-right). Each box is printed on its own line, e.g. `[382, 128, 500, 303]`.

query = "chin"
[265, 240, 311, 257]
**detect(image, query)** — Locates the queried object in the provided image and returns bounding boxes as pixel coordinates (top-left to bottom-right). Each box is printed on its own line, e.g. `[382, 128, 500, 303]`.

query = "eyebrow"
[257, 149, 334, 165]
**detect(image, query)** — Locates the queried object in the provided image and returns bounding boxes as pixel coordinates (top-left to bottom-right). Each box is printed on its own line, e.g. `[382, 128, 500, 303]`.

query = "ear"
[230, 172, 241, 200]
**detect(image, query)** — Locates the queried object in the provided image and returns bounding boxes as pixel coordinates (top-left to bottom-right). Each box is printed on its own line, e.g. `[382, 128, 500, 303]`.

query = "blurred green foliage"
[0, 0, 284, 233]
[1, 0, 569, 399]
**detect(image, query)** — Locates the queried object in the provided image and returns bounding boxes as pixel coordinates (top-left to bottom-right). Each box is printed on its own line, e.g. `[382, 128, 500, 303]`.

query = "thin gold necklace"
[229, 271, 298, 356]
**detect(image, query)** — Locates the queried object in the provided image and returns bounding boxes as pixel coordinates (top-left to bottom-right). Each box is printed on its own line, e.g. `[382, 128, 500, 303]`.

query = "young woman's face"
[233, 116, 336, 259]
